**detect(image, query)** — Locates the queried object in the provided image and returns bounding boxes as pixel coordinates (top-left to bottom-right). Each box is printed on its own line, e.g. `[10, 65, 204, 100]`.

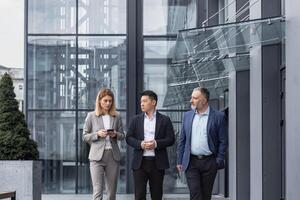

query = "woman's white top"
[102, 115, 112, 150]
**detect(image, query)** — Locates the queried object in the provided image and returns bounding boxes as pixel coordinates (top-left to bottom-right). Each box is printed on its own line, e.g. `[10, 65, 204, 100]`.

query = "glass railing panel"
[164, 55, 249, 106]
[173, 16, 285, 62]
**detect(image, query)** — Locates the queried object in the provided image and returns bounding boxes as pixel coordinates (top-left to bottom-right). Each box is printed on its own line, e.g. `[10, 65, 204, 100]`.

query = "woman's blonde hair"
[95, 88, 118, 116]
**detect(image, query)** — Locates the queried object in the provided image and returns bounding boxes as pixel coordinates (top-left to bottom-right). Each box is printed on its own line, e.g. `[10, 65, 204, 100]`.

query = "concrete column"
[249, 1, 262, 200]
[286, 0, 300, 199]
[228, 71, 237, 200]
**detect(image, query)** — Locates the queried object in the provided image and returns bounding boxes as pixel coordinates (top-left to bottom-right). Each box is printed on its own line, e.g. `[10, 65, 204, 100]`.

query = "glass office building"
[25, 0, 297, 199]
[26, 0, 201, 194]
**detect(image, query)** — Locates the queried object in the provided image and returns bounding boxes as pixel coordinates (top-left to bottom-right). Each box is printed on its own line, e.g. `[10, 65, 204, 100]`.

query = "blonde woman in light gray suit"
[83, 88, 124, 200]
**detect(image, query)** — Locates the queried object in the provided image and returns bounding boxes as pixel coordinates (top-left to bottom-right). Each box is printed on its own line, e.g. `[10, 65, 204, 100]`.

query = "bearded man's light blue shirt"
[191, 106, 212, 156]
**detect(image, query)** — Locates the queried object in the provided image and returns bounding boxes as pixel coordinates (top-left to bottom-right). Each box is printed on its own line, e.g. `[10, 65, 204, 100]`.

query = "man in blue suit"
[177, 87, 228, 200]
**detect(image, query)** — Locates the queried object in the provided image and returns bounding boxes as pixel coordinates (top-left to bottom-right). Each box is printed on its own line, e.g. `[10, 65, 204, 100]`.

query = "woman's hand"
[97, 129, 107, 138]
[108, 130, 117, 138]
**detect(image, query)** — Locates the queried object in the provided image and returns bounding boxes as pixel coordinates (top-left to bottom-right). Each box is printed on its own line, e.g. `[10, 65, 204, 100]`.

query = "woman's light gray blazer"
[82, 111, 125, 161]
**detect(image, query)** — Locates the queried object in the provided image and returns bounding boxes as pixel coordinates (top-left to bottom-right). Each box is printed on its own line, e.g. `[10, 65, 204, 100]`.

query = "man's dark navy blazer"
[126, 112, 175, 170]
[177, 107, 228, 170]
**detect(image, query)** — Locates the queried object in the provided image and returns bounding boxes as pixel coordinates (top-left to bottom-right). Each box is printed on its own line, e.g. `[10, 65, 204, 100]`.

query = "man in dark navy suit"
[126, 90, 175, 200]
[177, 87, 228, 200]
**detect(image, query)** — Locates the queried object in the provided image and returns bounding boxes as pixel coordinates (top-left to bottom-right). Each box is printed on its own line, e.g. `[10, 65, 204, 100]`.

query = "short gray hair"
[193, 87, 210, 101]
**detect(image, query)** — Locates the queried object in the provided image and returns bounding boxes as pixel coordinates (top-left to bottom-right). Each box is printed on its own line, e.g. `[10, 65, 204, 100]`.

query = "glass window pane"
[28, 36, 76, 109]
[78, 0, 126, 34]
[78, 111, 127, 194]
[157, 110, 188, 193]
[144, 39, 176, 59]
[144, 39, 189, 109]
[115, 111, 127, 193]
[28, 0, 76, 34]
[78, 36, 127, 110]
[77, 111, 92, 194]
[143, 0, 196, 35]
[27, 111, 76, 193]
[174, 16, 285, 62]
[144, 63, 168, 109]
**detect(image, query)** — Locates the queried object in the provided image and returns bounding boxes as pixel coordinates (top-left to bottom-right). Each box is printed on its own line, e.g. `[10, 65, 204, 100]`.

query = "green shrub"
[0, 73, 38, 160]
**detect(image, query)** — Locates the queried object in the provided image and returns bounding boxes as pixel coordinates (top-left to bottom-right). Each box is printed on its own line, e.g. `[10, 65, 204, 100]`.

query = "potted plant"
[0, 73, 41, 200]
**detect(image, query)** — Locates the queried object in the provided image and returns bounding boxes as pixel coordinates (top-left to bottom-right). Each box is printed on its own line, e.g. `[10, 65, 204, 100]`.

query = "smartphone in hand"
[106, 129, 114, 135]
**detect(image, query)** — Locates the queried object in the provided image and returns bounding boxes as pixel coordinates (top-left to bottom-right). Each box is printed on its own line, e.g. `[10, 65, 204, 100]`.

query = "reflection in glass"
[27, 111, 76, 193]
[144, 63, 168, 109]
[144, 39, 179, 109]
[144, 39, 176, 59]
[158, 110, 187, 193]
[27, 0, 128, 195]
[169, 17, 284, 109]
[78, 111, 92, 194]
[144, 39, 189, 192]
[28, 36, 76, 109]
[174, 16, 285, 62]
[78, 0, 126, 34]
[28, 0, 76, 33]
[143, 0, 196, 35]
[77, 37, 127, 109]
[164, 55, 250, 107]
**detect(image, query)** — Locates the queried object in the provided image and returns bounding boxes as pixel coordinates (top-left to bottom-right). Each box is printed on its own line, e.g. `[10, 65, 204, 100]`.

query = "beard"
[191, 101, 206, 111]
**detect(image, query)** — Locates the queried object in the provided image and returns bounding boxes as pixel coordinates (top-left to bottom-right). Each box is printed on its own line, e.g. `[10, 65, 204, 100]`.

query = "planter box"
[0, 160, 41, 200]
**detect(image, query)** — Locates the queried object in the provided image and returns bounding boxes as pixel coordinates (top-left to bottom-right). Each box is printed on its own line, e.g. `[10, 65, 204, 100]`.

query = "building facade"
[25, 0, 300, 199]
[0, 65, 24, 111]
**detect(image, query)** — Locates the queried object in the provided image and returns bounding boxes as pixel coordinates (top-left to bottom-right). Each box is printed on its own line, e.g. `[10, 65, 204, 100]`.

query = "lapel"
[98, 115, 105, 129]
[109, 115, 115, 142]
[187, 110, 196, 138]
[154, 112, 162, 138]
[138, 113, 145, 139]
[110, 115, 115, 129]
[206, 107, 214, 137]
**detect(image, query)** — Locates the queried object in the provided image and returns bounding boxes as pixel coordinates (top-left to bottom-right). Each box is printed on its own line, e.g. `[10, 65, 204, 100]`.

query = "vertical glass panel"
[28, 0, 76, 34]
[78, 0, 126, 34]
[143, 0, 196, 35]
[144, 39, 176, 59]
[78, 111, 127, 194]
[158, 110, 188, 193]
[144, 39, 179, 109]
[144, 63, 168, 109]
[28, 36, 76, 109]
[78, 37, 126, 110]
[116, 110, 127, 193]
[78, 111, 92, 194]
[27, 111, 76, 193]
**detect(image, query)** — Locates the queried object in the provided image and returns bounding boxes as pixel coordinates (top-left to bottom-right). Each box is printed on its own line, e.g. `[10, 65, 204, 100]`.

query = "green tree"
[0, 73, 38, 160]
